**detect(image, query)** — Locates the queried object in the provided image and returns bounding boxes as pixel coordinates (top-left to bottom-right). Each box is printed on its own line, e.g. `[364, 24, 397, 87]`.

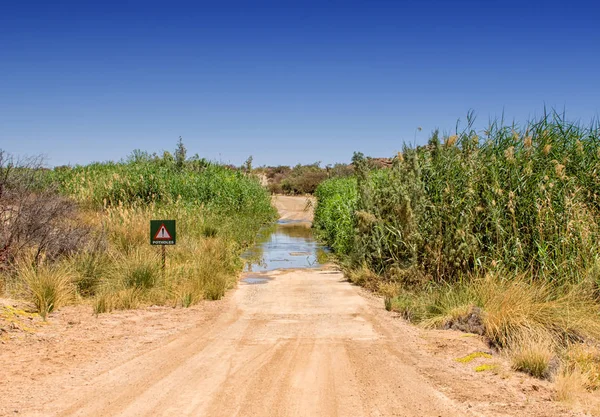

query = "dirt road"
[272, 195, 314, 223]
[1, 196, 578, 416]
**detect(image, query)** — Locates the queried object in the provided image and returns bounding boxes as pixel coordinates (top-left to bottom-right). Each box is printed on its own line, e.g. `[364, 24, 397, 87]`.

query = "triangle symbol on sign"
[154, 224, 172, 240]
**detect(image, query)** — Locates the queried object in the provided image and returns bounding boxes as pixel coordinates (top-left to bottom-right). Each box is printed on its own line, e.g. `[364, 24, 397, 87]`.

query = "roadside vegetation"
[256, 162, 354, 195]
[0, 140, 276, 316]
[314, 111, 600, 396]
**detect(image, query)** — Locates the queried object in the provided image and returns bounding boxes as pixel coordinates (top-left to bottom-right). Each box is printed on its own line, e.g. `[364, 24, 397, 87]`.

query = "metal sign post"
[150, 220, 176, 272]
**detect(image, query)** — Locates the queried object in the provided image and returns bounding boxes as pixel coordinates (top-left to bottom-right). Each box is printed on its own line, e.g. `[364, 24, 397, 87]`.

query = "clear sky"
[1, 0, 599, 167]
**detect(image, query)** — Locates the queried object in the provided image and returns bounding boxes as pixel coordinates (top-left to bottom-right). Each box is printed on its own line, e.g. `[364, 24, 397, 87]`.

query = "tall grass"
[313, 177, 357, 255]
[316, 112, 600, 284]
[51, 156, 273, 218]
[314, 111, 600, 384]
[78, 168, 275, 312]
[3, 146, 276, 314]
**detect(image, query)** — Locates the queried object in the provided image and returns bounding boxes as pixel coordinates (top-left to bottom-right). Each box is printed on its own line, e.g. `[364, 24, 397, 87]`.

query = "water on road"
[242, 219, 329, 273]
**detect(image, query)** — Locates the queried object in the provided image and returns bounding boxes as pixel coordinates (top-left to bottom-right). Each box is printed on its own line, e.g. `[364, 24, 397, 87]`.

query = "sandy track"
[1, 196, 579, 416]
[272, 195, 314, 223]
[43, 269, 477, 417]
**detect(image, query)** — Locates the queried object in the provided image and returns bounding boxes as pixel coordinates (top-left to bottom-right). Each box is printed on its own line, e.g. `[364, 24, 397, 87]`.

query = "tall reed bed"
[316, 112, 600, 284]
[51, 157, 274, 217]
[314, 112, 600, 386]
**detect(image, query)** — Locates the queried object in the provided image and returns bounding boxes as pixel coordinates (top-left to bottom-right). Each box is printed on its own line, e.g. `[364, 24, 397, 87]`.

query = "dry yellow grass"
[509, 331, 555, 379]
[16, 260, 74, 319]
[563, 343, 600, 390]
[77, 204, 244, 313]
[475, 273, 600, 347]
[555, 367, 587, 403]
[385, 272, 600, 387]
[345, 262, 379, 289]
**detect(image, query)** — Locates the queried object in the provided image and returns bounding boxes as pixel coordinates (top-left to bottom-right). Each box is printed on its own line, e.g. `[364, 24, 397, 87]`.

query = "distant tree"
[351, 151, 365, 167]
[329, 163, 354, 178]
[126, 149, 151, 164]
[243, 155, 253, 173]
[175, 137, 187, 168]
[351, 151, 369, 183]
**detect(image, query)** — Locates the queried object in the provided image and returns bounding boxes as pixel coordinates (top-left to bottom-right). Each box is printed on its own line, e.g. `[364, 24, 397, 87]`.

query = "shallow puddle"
[242, 221, 329, 273]
[242, 277, 270, 285]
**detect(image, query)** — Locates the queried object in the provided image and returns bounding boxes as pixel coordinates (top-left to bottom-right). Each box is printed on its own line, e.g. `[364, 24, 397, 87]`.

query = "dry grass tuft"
[555, 367, 587, 403]
[510, 331, 555, 379]
[346, 262, 379, 289]
[17, 261, 74, 319]
[563, 343, 600, 390]
[476, 273, 600, 347]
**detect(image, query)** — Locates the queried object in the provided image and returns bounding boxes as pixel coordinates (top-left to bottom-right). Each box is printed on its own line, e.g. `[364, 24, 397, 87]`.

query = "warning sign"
[154, 224, 172, 240]
[150, 220, 176, 245]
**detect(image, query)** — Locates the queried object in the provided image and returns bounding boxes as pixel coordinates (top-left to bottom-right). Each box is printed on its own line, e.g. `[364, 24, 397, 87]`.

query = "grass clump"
[345, 262, 378, 289]
[121, 252, 160, 290]
[509, 332, 555, 379]
[563, 344, 600, 390]
[554, 368, 587, 402]
[93, 293, 112, 315]
[201, 225, 218, 238]
[476, 274, 600, 347]
[70, 251, 111, 296]
[16, 261, 74, 319]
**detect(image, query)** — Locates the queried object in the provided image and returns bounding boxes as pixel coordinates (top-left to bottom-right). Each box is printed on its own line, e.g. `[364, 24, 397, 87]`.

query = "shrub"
[261, 162, 352, 195]
[0, 151, 90, 266]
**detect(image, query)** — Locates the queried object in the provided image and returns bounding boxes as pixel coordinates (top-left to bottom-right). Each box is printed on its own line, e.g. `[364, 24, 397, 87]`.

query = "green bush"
[262, 163, 352, 195]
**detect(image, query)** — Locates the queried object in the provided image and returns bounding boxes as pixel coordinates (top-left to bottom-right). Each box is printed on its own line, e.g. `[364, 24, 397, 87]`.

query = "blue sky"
[1, 0, 599, 167]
